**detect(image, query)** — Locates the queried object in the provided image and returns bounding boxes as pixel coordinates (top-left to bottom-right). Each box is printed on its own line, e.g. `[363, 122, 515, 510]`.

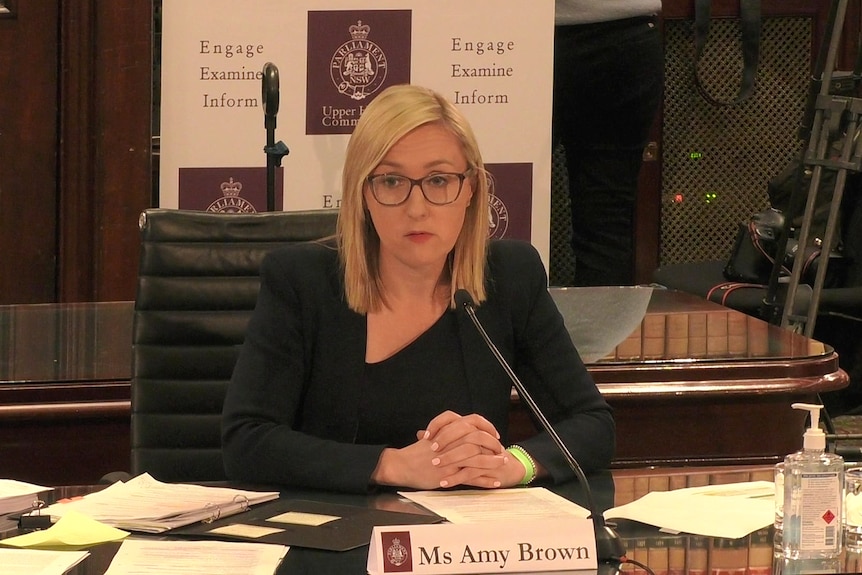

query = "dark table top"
[3, 466, 861, 575]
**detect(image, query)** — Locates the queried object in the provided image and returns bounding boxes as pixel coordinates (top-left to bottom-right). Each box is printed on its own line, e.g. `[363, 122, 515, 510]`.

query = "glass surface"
[0, 301, 133, 384]
[552, 287, 832, 365]
[0, 287, 837, 386]
[845, 467, 862, 552]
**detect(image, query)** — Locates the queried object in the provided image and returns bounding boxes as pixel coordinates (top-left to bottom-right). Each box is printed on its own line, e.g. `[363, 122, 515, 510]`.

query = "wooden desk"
[0, 290, 848, 485]
[520, 289, 848, 467]
[0, 302, 132, 486]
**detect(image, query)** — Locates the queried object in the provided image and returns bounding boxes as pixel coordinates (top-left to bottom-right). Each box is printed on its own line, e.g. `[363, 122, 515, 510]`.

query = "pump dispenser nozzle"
[792, 402, 826, 451]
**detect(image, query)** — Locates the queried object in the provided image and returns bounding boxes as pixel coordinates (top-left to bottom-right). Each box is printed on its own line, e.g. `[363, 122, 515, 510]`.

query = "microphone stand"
[261, 62, 289, 212]
[455, 290, 626, 567]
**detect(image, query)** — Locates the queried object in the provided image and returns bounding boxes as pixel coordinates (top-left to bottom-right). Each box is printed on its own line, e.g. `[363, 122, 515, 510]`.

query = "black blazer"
[221, 239, 614, 493]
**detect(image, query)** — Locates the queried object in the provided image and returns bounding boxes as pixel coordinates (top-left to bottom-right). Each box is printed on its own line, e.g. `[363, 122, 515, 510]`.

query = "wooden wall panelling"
[0, 0, 59, 303]
[58, 1, 152, 302]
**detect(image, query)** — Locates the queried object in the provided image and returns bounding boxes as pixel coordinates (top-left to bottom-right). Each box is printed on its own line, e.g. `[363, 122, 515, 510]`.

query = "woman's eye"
[426, 175, 449, 187]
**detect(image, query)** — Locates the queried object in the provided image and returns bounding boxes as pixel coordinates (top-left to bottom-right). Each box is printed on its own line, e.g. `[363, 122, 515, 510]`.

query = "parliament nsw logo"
[381, 531, 413, 572]
[306, 10, 412, 135]
[483, 163, 533, 242]
[177, 167, 283, 212]
[330, 20, 387, 101]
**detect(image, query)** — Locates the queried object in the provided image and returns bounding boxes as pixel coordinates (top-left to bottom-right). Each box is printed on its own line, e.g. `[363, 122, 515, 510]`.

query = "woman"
[221, 84, 614, 494]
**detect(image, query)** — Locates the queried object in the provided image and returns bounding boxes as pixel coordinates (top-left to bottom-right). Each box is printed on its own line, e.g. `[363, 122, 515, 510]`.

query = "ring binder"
[202, 502, 222, 524]
[34, 473, 279, 534]
[232, 494, 250, 512]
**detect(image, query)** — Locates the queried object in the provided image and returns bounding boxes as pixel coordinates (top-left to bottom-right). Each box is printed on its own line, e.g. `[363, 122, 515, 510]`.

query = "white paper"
[0, 548, 89, 575]
[604, 480, 775, 539]
[398, 487, 590, 524]
[103, 538, 288, 575]
[42, 473, 279, 533]
[0, 478, 52, 515]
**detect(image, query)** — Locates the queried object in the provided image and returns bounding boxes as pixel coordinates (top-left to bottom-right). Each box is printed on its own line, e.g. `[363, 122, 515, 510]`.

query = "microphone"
[454, 289, 625, 566]
[260, 62, 289, 212]
[262, 62, 280, 128]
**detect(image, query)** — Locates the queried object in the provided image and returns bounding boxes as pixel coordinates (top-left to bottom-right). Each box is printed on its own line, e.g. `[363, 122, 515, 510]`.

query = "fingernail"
[440, 480, 449, 487]
[431, 442, 439, 451]
[431, 457, 441, 466]
[493, 481, 501, 488]
[423, 430, 430, 439]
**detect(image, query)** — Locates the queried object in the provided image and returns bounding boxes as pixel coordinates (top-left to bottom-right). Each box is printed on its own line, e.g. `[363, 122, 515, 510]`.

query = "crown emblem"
[220, 177, 243, 197]
[349, 20, 370, 40]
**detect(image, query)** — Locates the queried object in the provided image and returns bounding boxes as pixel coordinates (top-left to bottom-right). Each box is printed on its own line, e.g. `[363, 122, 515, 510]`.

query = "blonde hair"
[337, 84, 490, 314]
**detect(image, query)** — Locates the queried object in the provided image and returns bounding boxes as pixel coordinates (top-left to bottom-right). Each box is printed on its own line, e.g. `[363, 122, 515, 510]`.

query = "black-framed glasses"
[366, 170, 472, 206]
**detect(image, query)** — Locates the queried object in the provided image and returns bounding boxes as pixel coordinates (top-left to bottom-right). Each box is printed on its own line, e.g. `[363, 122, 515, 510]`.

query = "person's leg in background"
[553, 16, 663, 286]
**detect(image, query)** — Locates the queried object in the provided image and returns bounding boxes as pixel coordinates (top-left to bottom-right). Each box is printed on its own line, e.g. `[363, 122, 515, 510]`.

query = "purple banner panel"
[178, 167, 284, 212]
[307, 10, 412, 135]
[484, 162, 533, 241]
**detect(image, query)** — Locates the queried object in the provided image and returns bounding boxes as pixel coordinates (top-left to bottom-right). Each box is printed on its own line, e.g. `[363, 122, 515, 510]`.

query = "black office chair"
[130, 208, 339, 482]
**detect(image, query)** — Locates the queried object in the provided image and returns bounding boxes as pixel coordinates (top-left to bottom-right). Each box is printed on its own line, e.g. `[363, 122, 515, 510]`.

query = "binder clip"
[18, 499, 52, 531]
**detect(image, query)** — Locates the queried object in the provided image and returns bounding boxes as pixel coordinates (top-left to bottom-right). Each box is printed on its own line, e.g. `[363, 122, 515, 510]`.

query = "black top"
[358, 312, 471, 446]
[221, 239, 615, 493]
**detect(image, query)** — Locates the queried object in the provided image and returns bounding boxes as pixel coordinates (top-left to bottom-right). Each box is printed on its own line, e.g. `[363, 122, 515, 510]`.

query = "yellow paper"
[268, 510, 339, 526]
[208, 523, 284, 538]
[0, 510, 129, 551]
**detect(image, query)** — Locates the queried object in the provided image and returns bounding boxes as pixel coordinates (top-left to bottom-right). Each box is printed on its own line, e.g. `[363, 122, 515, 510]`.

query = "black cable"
[620, 555, 658, 575]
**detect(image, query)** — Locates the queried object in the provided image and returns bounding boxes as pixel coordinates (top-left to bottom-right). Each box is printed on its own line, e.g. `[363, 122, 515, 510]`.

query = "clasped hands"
[371, 410, 533, 490]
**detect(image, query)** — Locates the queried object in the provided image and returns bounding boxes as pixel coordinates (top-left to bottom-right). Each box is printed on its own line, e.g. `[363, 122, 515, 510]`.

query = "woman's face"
[364, 122, 473, 276]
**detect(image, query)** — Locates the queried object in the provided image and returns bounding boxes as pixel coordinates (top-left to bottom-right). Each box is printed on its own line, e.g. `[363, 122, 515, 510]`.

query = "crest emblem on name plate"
[385, 537, 409, 567]
[207, 177, 257, 213]
[330, 20, 388, 100]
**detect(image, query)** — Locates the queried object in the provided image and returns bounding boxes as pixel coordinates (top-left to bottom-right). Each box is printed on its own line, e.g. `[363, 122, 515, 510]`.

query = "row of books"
[602, 309, 819, 361]
[620, 525, 772, 575]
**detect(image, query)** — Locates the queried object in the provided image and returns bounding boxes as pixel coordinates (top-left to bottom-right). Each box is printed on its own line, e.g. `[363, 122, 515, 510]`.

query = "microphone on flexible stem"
[454, 289, 625, 567]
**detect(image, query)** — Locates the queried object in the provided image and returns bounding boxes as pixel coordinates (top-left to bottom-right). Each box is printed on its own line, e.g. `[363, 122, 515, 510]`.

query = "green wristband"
[506, 445, 537, 485]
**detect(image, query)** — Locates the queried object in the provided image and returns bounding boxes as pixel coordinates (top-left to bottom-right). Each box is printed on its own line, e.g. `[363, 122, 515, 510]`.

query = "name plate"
[367, 517, 596, 574]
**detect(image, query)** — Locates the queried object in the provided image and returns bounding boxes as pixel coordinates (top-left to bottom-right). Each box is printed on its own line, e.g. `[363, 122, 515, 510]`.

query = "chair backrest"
[131, 208, 339, 482]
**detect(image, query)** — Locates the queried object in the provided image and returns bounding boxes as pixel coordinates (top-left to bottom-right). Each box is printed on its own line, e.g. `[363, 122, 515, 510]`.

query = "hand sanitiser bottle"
[782, 403, 844, 560]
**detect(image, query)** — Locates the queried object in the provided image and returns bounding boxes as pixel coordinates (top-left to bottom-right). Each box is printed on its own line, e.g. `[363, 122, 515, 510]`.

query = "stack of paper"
[42, 473, 279, 533]
[0, 548, 89, 575]
[401, 482, 775, 539]
[103, 538, 288, 575]
[0, 479, 52, 515]
[603, 480, 775, 538]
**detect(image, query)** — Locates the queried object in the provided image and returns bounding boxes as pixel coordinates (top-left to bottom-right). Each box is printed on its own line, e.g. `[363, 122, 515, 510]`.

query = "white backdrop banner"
[160, 0, 554, 262]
